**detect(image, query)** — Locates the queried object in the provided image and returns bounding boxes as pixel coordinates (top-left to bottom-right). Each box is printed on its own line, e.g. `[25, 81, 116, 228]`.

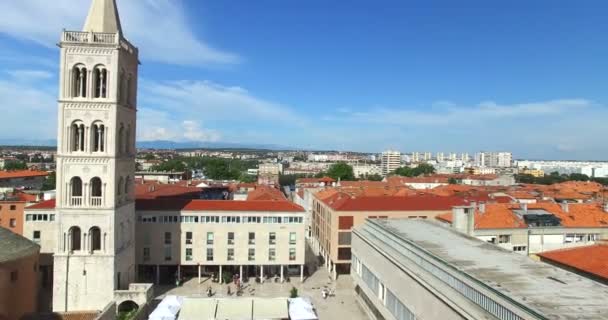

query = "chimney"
[603, 202, 608, 213]
[479, 202, 486, 214]
[561, 202, 569, 213]
[452, 206, 475, 236]
[521, 202, 528, 212]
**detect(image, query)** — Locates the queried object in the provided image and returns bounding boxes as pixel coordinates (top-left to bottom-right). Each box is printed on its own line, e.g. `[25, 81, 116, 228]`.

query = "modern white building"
[352, 164, 382, 178]
[516, 160, 608, 178]
[381, 150, 401, 176]
[475, 151, 512, 168]
[351, 219, 608, 320]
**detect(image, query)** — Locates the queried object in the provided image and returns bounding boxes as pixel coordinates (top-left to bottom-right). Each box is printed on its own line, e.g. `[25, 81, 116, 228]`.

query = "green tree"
[42, 172, 56, 191]
[365, 174, 384, 181]
[150, 159, 187, 172]
[326, 162, 355, 181]
[448, 177, 458, 184]
[239, 174, 257, 183]
[394, 163, 436, 177]
[290, 287, 299, 298]
[144, 153, 155, 161]
[3, 161, 28, 171]
[569, 173, 590, 181]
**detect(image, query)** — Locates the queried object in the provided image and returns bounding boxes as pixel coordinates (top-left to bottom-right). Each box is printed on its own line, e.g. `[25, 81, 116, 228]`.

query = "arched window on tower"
[70, 177, 83, 206]
[90, 177, 102, 207]
[93, 66, 108, 98]
[68, 226, 81, 252]
[126, 74, 132, 106]
[125, 125, 131, 155]
[70, 121, 85, 152]
[89, 227, 101, 252]
[118, 124, 125, 154]
[72, 64, 87, 98]
[91, 122, 105, 152]
[117, 177, 124, 197]
[124, 176, 131, 200]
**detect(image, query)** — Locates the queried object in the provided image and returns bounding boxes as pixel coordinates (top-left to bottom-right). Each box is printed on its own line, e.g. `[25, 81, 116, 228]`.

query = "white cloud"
[140, 80, 305, 125]
[0, 0, 239, 66]
[6, 70, 54, 82]
[137, 108, 221, 142]
[182, 120, 221, 142]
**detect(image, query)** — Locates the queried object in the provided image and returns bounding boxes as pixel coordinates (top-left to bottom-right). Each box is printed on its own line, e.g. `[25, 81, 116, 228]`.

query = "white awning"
[178, 298, 217, 320]
[216, 298, 253, 320]
[252, 298, 289, 320]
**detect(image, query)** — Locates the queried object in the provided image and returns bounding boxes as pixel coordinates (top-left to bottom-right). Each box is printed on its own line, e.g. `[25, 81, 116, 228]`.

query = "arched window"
[93, 65, 107, 98]
[126, 74, 132, 106]
[91, 122, 105, 152]
[89, 227, 101, 252]
[70, 177, 83, 206]
[124, 176, 131, 199]
[90, 177, 102, 206]
[118, 124, 125, 154]
[71, 121, 85, 152]
[72, 64, 87, 98]
[117, 177, 124, 196]
[125, 125, 131, 154]
[68, 226, 81, 251]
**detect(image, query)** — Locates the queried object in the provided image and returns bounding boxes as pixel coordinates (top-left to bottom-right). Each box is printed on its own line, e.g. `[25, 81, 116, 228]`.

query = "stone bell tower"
[52, 0, 138, 311]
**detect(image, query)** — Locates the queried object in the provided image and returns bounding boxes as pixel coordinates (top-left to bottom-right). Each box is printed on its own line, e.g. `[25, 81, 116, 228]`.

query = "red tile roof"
[135, 183, 202, 200]
[26, 199, 56, 210]
[321, 194, 468, 211]
[436, 202, 608, 229]
[537, 244, 608, 281]
[247, 185, 286, 201]
[136, 199, 304, 212]
[0, 170, 48, 180]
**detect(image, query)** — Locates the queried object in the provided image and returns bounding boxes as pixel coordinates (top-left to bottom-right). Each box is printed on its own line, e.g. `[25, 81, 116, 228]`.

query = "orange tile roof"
[135, 183, 203, 200]
[436, 202, 608, 229]
[537, 245, 608, 281]
[0, 170, 48, 180]
[506, 191, 538, 200]
[26, 199, 56, 210]
[136, 199, 305, 212]
[247, 185, 286, 201]
[320, 194, 468, 211]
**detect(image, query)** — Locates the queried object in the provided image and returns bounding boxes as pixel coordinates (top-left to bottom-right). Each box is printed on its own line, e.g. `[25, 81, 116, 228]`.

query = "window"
[186, 232, 193, 245]
[89, 227, 101, 251]
[33, 231, 41, 243]
[164, 247, 172, 261]
[186, 248, 193, 261]
[164, 232, 172, 245]
[227, 232, 234, 245]
[338, 248, 352, 260]
[338, 232, 351, 245]
[269, 232, 276, 245]
[248, 248, 255, 261]
[70, 122, 86, 152]
[248, 232, 255, 245]
[143, 248, 150, 262]
[69, 226, 81, 251]
[50, 214, 55, 222]
[26, 215, 32, 221]
[69, 176, 83, 205]
[10, 205, 16, 210]
[9, 219, 16, 228]
[72, 64, 87, 98]
[207, 232, 214, 245]
[92, 123, 105, 152]
[338, 216, 354, 230]
[227, 248, 234, 261]
[498, 235, 511, 244]
[269, 248, 276, 261]
[289, 248, 296, 261]
[513, 246, 527, 252]
[10, 271, 18, 283]
[289, 232, 297, 245]
[206, 248, 214, 261]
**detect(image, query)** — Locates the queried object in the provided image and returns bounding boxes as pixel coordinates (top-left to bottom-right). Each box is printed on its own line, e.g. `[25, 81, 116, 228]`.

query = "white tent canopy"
[149, 306, 177, 320]
[159, 295, 184, 315]
[288, 298, 318, 320]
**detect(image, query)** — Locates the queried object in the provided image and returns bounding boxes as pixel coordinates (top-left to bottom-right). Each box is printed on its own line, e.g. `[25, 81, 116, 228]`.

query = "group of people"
[321, 288, 335, 299]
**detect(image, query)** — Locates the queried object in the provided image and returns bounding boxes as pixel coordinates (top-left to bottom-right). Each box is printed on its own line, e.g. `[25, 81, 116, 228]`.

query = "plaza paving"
[153, 268, 369, 320]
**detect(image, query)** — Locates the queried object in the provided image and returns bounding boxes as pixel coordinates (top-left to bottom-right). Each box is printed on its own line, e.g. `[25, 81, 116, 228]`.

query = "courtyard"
[152, 268, 369, 320]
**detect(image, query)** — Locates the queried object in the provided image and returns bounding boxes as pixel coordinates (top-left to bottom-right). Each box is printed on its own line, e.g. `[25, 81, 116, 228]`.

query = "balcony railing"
[62, 31, 118, 45]
[70, 196, 83, 207]
[90, 197, 103, 207]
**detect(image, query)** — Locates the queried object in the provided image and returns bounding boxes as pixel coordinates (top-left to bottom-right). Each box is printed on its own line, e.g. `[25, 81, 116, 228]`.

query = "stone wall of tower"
[52, 28, 139, 312]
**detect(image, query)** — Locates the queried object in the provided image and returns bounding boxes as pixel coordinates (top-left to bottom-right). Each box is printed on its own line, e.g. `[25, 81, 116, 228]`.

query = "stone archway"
[117, 300, 139, 315]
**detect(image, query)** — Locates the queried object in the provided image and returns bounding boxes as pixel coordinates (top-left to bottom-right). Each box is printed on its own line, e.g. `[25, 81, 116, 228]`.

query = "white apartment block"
[475, 151, 513, 168]
[517, 160, 608, 178]
[381, 150, 401, 175]
[352, 164, 382, 178]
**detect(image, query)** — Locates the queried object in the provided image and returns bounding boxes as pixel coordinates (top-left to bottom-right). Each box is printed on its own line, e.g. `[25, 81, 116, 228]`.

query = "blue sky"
[1, 0, 608, 159]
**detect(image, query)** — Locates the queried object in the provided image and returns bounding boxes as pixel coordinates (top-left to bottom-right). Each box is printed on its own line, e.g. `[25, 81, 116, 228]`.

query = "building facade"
[381, 150, 401, 176]
[52, 0, 139, 311]
[0, 200, 26, 235]
[351, 219, 608, 320]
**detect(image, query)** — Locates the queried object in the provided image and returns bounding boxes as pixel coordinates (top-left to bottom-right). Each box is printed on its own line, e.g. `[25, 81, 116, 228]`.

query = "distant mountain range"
[0, 138, 298, 151]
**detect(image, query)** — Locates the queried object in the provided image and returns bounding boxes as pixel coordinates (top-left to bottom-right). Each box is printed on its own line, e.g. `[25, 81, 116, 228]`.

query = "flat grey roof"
[359, 219, 608, 320]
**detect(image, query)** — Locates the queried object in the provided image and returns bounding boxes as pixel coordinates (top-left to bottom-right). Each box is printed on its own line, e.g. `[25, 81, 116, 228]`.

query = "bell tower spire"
[83, 0, 123, 36]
